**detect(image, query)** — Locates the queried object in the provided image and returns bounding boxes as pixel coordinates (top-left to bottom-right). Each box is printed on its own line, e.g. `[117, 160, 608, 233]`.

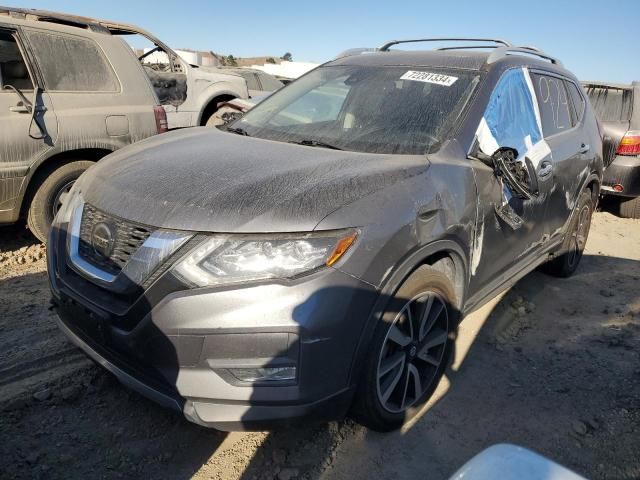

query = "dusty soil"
[1, 211, 639, 480]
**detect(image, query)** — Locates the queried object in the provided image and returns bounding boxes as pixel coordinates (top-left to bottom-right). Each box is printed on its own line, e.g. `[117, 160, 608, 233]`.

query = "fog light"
[229, 366, 296, 383]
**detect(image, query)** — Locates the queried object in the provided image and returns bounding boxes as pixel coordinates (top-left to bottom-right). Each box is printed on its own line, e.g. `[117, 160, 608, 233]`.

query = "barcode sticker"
[400, 71, 458, 86]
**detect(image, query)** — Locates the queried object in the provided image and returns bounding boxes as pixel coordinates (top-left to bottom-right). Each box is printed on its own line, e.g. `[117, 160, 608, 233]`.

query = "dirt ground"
[1, 209, 639, 480]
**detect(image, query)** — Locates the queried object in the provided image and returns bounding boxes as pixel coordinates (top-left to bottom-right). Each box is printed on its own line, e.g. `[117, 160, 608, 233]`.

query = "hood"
[195, 66, 244, 81]
[77, 128, 428, 233]
[190, 66, 248, 94]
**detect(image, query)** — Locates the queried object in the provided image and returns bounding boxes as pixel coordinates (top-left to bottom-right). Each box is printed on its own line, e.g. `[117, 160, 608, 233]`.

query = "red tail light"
[616, 130, 640, 155]
[154, 105, 168, 134]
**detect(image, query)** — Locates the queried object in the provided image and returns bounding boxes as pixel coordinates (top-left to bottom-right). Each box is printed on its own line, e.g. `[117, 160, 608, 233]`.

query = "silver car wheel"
[376, 291, 449, 414]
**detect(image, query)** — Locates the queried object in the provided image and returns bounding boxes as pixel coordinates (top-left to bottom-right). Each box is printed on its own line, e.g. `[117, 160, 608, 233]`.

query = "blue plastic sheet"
[481, 68, 542, 158]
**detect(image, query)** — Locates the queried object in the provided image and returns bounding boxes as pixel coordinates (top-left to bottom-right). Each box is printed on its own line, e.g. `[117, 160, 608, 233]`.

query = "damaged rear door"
[530, 72, 592, 238]
[467, 67, 555, 295]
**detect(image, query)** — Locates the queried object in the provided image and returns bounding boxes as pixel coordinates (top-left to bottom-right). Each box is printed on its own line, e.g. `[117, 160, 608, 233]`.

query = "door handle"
[9, 104, 31, 113]
[538, 160, 553, 179]
[578, 143, 590, 154]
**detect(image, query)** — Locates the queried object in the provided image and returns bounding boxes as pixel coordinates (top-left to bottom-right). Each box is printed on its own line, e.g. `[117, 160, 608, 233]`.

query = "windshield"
[234, 65, 479, 154]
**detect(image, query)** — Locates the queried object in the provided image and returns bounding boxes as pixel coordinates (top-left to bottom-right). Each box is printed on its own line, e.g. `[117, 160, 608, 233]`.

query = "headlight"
[173, 230, 357, 287]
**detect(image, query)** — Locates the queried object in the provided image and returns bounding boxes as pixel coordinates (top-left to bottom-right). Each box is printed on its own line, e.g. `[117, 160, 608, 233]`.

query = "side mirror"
[491, 147, 539, 200]
[467, 140, 495, 167]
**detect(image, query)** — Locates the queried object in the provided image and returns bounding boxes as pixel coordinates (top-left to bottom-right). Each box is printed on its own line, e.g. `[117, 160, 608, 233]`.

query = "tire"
[541, 189, 593, 278]
[618, 196, 640, 219]
[352, 265, 458, 432]
[27, 160, 93, 243]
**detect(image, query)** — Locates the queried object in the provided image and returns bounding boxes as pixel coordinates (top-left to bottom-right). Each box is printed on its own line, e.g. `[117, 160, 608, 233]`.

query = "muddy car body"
[49, 39, 603, 431]
[117, 26, 249, 129]
[2, 7, 249, 130]
[0, 6, 164, 242]
[217, 67, 284, 98]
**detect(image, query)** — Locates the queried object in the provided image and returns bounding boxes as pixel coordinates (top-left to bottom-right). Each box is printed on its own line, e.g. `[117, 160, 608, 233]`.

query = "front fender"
[16, 142, 119, 216]
[345, 238, 469, 389]
[194, 81, 249, 124]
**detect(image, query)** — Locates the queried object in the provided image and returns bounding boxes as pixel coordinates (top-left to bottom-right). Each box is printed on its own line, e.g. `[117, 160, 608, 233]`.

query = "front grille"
[78, 204, 153, 276]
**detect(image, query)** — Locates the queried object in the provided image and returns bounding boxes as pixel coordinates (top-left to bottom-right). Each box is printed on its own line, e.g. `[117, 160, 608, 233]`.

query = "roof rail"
[436, 45, 507, 51]
[487, 46, 563, 66]
[378, 38, 512, 51]
[0, 6, 110, 33]
[375, 38, 563, 67]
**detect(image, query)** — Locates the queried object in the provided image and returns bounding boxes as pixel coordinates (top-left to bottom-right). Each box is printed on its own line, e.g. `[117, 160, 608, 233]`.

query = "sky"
[8, 0, 639, 83]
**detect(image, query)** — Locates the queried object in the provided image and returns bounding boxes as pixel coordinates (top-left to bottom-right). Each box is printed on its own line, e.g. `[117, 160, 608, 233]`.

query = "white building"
[248, 61, 319, 79]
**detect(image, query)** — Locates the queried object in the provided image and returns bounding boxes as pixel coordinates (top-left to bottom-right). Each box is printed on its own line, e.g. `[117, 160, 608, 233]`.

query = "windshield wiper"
[290, 139, 343, 150]
[226, 126, 250, 136]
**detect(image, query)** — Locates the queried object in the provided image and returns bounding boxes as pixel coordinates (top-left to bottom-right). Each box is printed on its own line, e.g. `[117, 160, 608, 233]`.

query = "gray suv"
[0, 7, 164, 242]
[49, 39, 603, 432]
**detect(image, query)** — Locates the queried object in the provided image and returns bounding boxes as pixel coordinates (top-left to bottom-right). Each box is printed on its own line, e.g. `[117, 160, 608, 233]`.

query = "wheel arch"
[18, 148, 112, 218]
[198, 93, 239, 126]
[347, 239, 468, 388]
[584, 174, 601, 206]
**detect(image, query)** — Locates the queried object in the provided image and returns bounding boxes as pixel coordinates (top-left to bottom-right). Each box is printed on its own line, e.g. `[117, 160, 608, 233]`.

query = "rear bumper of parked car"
[601, 155, 640, 198]
[48, 226, 377, 431]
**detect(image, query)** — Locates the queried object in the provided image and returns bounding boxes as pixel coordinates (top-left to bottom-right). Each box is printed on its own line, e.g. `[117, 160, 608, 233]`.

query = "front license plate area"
[59, 294, 111, 345]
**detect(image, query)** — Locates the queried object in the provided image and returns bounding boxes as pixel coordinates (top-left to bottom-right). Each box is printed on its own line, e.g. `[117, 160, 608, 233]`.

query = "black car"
[583, 81, 640, 218]
[49, 38, 603, 431]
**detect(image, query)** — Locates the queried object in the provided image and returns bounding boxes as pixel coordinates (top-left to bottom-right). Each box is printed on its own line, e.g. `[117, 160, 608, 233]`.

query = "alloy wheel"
[568, 204, 590, 267]
[376, 291, 449, 413]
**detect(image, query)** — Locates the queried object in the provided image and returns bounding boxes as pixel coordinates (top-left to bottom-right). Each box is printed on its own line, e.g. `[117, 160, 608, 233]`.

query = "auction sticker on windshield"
[400, 71, 458, 86]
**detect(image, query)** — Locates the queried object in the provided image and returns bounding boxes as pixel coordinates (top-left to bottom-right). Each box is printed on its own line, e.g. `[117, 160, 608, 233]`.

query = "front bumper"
[602, 154, 640, 197]
[48, 225, 378, 430]
[55, 313, 356, 430]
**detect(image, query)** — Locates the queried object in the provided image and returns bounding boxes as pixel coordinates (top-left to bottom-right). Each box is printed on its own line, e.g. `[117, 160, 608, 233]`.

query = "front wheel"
[352, 265, 457, 432]
[27, 161, 93, 243]
[541, 189, 593, 278]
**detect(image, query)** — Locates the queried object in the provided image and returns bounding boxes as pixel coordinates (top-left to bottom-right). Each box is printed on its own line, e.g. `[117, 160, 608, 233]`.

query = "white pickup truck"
[105, 21, 249, 129]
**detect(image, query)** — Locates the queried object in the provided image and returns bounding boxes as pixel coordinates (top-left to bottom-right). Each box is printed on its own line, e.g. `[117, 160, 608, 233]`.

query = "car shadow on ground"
[0, 221, 40, 252]
[0, 252, 638, 479]
[235, 253, 640, 479]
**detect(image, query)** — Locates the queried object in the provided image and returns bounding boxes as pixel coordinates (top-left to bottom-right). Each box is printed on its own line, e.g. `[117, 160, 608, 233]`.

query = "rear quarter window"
[26, 30, 119, 92]
[567, 81, 585, 124]
[584, 86, 633, 122]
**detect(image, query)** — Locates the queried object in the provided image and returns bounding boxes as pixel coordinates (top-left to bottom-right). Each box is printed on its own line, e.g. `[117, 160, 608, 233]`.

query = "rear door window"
[530, 73, 572, 137]
[26, 30, 119, 92]
[584, 86, 633, 122]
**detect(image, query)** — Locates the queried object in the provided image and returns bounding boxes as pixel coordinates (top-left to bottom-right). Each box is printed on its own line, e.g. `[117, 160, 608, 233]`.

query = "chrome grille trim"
[78, 204, 152, 275]
[67, 201, 193, 289]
